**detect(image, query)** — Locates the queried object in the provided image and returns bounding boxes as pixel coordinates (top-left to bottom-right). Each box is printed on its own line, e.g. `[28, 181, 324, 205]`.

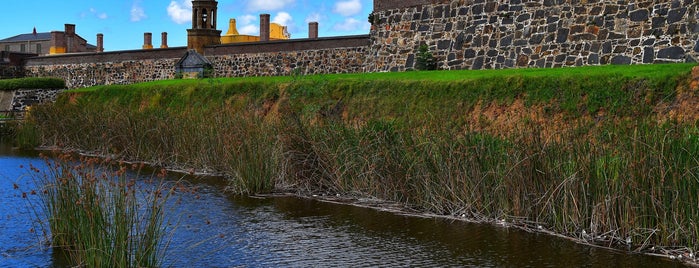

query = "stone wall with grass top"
[369, 0, 699, 71]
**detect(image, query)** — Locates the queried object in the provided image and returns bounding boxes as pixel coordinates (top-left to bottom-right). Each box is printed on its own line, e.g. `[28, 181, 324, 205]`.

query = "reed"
[25, 153, 173, 267]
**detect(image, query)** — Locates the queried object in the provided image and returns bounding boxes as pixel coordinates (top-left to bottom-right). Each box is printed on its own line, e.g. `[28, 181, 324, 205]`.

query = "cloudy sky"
[0, 0, 372, 51]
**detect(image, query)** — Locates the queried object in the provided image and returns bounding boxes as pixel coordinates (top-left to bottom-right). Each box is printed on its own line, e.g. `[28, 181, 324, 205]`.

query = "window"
[36, 44, 41, 54]
[3, 45, 9, 51]
[20, 44, 26, 52]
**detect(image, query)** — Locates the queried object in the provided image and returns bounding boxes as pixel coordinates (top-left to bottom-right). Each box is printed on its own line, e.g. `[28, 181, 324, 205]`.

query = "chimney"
[260, 14, 270, 42]
[65, 24, 76, 36]
[96, 34, 104, 53]
[161, 32, 168, 48]
[143, 32, 153, 49]
[309, 22, 319, 39]
[64, 24, 76, 53]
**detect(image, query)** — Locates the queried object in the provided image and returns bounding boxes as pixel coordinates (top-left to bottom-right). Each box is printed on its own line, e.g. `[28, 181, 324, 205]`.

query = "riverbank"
[21, 63, 699, 266]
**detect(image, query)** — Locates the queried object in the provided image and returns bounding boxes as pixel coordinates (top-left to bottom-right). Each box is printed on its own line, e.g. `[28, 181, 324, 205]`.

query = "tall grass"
[25, 153, 174, 267]
[23, 63, 699, 254]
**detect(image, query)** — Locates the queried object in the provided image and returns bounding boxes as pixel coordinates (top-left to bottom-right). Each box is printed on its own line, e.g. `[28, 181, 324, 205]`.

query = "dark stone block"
[437, 40, 452, 50]
[556, 28, 569, 43]
[543, 0, 556, 6]
[487, 50, 499, 57]
[418, 24, 430, 32]
[404, 53, 415, 68]
[502, 17, 514, 25]
[514, 39, 529, 46]
[509, 5, 523, 12]
[472, 56, 484, 70]
[472, 4, 483, 14]
[611, 55, 631, 65]
[607, 32, 625, 39]
[474, 19, 488, 26]
[667, 8, 687, 24]
[464, 49, 477, 58]
[517, 14, 531, 22]
[658, 46, 685, 59]
[547, 16, 559, 24]
[629, 9, 649, 22]
[459, 7, 469, 16]
[454, 33, 465, 50]
[602, 42, 612, 53]
[448, 53, 456, 61]
[448, 59, 463, 67]
[530, 34, 545, 44]
[589, 53, 599, 64]
[604, 5, 619, 15]
[695, 42, 699, 52]
[434, 6, 444, 18]
[501, 35, 513, 47]
[445, 23, 453, 32]
[553, 54, 567, 63]
[651, 17, 665, 29]
[534, 10, 545, 19]
[643, 47, 654, 63]
[643, 38, 655, 46]
[630, 39, 640, 46]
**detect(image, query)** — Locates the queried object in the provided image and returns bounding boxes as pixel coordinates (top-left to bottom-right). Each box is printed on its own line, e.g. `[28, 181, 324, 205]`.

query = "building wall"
[369, 0, 699, 71]
[1, 40, 50, 55]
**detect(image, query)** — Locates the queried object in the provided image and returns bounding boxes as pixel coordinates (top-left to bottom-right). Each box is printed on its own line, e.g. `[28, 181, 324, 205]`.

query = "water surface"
[0, 142, 686, 267]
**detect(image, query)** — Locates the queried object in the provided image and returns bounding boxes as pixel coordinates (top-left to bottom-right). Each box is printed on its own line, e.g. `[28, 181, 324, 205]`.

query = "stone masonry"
[369, 0, 699, 71]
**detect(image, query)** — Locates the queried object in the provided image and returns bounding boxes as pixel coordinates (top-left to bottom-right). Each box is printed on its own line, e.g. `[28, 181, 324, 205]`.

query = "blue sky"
[0, 0, 373, 51]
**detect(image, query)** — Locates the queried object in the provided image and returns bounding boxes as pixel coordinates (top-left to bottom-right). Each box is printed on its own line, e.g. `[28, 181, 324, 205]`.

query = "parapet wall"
[24, 48, 187, 88]
[23, 36, 369, 88]
[369, 0, 699, 71]
[206, 36, 369, 77]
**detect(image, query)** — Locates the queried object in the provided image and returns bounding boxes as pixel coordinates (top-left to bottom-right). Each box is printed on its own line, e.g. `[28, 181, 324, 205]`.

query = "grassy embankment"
[24, 63, 699, 256]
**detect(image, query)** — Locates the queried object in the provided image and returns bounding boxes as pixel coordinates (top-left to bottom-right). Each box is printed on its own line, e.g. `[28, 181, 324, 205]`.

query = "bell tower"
[187, 0, 221, 53]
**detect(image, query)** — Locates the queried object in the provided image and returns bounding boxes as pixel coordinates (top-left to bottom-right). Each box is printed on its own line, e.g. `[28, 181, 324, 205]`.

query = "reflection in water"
[0, 143, 686, 267]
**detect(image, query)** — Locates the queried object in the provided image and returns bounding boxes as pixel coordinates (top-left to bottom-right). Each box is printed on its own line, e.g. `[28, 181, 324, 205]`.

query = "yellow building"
[221, 18, 290, 44]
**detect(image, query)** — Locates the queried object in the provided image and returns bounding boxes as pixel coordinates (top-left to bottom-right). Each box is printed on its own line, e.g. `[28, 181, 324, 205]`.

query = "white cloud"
[131, 1, 147, 22]
[239, 24, 259, 35]
[273, 12, 293, 25]
[167, 0, 192, 24]
[84, 7, 108, 20]
[333, 0, 361, 17]
[332, 18, 365, 32]
[247, 0, 294, 12]
[240, 14, 257, 25]
[305, 12, 322, 23]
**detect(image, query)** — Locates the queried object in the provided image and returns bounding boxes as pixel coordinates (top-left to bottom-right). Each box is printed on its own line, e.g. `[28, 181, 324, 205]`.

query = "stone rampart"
[206, 36, 370, 76]
[22, 36, 370, 88]
[369, 0, 699, 71]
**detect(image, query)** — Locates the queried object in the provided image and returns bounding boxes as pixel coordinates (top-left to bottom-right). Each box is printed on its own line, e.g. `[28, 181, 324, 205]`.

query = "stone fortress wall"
[369, 0, 699, 71]
[17, 0, 699, 88]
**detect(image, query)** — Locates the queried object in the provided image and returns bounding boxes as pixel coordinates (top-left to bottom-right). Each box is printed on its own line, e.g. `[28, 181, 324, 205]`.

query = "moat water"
[0, 142, 686, 267]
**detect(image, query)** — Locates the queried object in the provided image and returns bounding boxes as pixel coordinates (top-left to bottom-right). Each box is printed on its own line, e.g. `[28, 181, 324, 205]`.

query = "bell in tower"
[187, 0, 222, 53]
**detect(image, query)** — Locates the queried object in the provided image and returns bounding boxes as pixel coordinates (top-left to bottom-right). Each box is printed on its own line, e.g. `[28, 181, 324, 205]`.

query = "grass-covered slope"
[0, 77, 65, 90]
[26, 63, 699, 257]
